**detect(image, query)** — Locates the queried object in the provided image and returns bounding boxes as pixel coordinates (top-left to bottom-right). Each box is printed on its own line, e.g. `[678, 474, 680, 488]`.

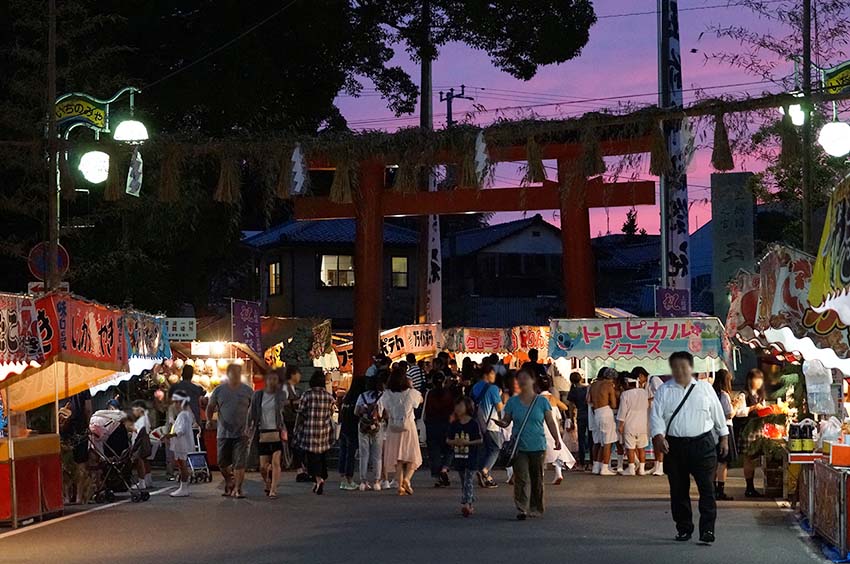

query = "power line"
[145, 0, 300, 90]
[597, 0, 787, 20]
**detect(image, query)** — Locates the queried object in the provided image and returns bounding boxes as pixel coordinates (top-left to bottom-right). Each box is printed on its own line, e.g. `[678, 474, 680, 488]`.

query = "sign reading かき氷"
[55, 96, 108, 130]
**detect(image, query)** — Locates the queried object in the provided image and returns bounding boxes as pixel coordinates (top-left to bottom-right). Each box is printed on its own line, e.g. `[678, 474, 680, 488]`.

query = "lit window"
[391, 257, 408, 288]
[320, 255, 355, 287]
[268, 262, 281, 296]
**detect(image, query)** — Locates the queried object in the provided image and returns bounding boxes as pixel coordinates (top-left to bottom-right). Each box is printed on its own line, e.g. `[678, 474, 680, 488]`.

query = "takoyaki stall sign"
[548, 317, 725, 361]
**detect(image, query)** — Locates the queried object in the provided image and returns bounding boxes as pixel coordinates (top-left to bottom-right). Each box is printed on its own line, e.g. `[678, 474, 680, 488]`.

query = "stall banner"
[123, 314, 171, 359]
[310, 320, 333, 360]
[0, 294, 44, 366]
[462, 328, 510, 354]
[379, 324, 439, 360]
[824, 59, 850, 95]
[655, 288, 690, 318]
[64, 298, 121, 366]
[548, 317, 725, 360]
[810, 176, 850, 324]
[265, 342, 284, 369]
[757, 245, 813, 334]
[231, 299, 262, 354]
[165, 317, 196, 341]
[510, 326, 549, 352]
[334, 341, 353, 373]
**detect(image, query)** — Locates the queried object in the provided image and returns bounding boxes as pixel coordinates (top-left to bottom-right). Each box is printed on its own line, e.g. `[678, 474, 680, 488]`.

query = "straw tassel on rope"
[523, 136, 546, 184]
[274, 145, 294, 199]
[158, 145, 183, 203]
[103, 146, 123, 202]
[649, 122, 672, 177]
[581, 128, 606, 178]
[330, 159, 354, 204]
[710, 113, 734, 171]
[779, 109, 801, 167]
[214, 153, 241, 204]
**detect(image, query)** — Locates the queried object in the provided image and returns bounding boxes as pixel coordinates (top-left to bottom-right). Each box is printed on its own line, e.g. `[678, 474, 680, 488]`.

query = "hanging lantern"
[818, 121, 850, 157]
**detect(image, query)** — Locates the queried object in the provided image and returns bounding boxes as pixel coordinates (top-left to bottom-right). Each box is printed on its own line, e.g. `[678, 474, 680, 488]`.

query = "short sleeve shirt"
[209, 383, 253, 439]
[617, 388, 649, 435]
[471, 381, 503, 432]
[504, 395, 552, 453]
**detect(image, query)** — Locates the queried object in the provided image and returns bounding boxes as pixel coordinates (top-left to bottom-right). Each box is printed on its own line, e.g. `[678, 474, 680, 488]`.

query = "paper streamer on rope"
[125, 147, 143, 197]
[291, 143, 309, 196]
[474, 130, 489, 186]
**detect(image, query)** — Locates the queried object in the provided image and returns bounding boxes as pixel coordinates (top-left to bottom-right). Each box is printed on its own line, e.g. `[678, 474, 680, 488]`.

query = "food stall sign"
[166, 317, 197, 341]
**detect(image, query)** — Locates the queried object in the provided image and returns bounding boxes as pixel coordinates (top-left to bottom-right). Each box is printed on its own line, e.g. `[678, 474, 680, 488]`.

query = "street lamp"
[818, 121, 850, 157]
[112, 119, 148, 144]
[77, 150, 110, 184]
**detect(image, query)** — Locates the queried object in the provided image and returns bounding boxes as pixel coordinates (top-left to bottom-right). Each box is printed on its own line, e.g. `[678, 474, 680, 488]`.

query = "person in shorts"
[206, 363, 253, 498]
[249, 371, 287, 498]
[164, 392, 195, 497]
[617, 377, 649, 475]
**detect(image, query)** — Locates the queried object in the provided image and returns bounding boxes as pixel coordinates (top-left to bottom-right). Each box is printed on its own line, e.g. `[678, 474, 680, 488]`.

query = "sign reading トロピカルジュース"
[548, 317, 725, 360]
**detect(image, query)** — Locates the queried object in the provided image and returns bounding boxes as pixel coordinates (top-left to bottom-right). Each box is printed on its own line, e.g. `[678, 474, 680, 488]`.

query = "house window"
[320, 255, 355, 287]
[268, 262, 281, 296]
[391, 257, 409, 288]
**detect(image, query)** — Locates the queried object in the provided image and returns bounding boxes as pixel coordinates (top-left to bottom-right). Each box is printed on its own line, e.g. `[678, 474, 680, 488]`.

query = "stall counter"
[0, 434, 64, 527]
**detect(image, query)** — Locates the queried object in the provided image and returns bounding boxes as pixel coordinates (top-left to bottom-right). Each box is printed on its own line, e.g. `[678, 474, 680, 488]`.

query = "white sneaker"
[388, 480, 398, 489]
[599, 466, 617, 476]
[652, 463, 664, 476]
[380, 480, 391, 490]
[358, 482, 369, 492]
[592, 461, 601, 475]
[169, 482, 189, 497]
[622, 465, 636, 476]
[373, 481, 382, 492]
[144, 474, 154, 488]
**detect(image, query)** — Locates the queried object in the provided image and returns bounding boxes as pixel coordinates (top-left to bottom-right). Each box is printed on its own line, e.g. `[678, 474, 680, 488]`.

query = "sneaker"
[380, 480, 391, 490]
[651, 468, 664, 476]
[622, 466, 636, 476]
[745, 488, 763, 498]
[373, 481, 382, 492]
[716, 492, 734, 501]
[169, 483, 189, 498]
[359, 482, 370, 492]
[599, 466, 617, 476]
[440, 471, 451, 487]
[296, 472, 311, 483]
[339, 482, 347, 491]
[699, 531, 716, 544]
[344, 482, 359, 491]
[388, 480, 399, 489]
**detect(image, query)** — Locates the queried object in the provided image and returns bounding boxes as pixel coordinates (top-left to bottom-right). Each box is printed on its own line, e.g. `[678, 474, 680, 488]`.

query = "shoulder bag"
[665, 383, 696, 436]
[497, 395, 539, 468]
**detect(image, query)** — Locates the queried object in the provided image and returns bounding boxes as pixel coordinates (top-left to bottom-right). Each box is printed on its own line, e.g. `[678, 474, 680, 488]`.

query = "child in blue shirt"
[447, 397, 483, 517]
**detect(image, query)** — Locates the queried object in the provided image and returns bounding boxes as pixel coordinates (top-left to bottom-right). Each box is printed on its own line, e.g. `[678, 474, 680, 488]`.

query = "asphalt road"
[0, 469, 824, 564]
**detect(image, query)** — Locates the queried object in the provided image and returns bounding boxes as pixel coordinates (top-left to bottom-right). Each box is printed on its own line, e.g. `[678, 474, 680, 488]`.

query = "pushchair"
[88, 410, 151, 503]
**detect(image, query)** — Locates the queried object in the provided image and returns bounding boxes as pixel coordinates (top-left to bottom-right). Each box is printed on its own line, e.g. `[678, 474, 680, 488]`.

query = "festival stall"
[0, 292, 170, 528]
[334, 324, 440, 377]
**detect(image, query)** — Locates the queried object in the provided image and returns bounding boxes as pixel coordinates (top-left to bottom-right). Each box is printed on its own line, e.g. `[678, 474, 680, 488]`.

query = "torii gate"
[294, 134, 655, 374]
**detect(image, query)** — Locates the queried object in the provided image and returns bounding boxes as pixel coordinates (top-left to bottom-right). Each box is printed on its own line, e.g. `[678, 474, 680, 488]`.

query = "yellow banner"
[825, 61, 850, 95]
[55, 98, 107, 129]
[809, 176, 850, 306]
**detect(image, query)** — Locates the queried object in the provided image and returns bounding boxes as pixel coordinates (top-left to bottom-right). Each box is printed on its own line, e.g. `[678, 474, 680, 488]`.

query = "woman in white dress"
[379, 367, 423, 496]
[540, 377, 576, 484]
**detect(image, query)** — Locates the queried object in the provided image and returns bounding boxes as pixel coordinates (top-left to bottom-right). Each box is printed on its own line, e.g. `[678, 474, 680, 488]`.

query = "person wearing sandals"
[295, 370, 336, 495]
[379, 366, 423, 496]
[496, 367, 563, 520]
[248, 370, 287, 499]
[206, 363, 253, 499]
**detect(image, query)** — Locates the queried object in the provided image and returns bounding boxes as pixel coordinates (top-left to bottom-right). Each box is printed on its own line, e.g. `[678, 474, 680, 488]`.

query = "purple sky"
[335, 0, 792, 235]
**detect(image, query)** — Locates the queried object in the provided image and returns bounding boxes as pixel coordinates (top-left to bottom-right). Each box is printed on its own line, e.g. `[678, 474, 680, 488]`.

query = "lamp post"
[47, 87, 147, 289]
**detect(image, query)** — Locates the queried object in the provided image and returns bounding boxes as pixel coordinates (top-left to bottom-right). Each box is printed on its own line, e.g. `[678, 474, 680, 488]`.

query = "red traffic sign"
[28, 242, 70, 281]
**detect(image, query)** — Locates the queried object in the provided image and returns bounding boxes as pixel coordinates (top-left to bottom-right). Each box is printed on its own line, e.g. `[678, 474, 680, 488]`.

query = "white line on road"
[0, 486, 174, 540]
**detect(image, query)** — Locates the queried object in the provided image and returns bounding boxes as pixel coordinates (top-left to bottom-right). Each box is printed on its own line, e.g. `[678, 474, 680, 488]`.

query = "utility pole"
[801, 0, 814, 253]
[439, 85, 474, 127]
[46, 0, 59, 290]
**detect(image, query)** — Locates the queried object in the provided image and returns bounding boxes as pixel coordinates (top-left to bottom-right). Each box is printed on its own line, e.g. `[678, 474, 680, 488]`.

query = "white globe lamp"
[113, 119, 149, 143]
[78, 150, 110, 184]
[818, 121, 850, 158]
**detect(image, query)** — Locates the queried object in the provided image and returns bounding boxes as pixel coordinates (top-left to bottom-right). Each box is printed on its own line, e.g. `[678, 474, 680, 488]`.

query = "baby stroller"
[88, 410, 151, 503]
[187, 429, 212, 484]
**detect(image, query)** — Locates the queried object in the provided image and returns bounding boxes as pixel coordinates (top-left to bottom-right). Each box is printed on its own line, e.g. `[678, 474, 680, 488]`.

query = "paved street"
[0, 469, 823, 564]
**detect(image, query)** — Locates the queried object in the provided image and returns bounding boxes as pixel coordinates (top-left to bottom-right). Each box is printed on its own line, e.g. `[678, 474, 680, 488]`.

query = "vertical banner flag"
[125, 146, 143, 197]
[426, 214, 442, 325]
[231, 299, 262, 354]
[659, 0, 691, 313]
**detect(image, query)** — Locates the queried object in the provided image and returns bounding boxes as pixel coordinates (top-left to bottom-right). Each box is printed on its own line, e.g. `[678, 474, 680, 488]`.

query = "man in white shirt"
[650, 351, 729, 545]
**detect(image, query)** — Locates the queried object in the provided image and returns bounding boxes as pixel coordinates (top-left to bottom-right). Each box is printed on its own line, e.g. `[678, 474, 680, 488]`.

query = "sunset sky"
[334, 0, 796, 235]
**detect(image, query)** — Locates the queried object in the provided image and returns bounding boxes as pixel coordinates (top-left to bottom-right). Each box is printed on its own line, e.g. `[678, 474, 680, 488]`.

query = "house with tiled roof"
[243, 219, 419, 329]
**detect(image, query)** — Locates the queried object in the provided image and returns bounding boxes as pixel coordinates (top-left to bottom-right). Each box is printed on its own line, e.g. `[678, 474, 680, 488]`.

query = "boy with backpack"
[470, 364, 504, 488]
[355, 377, 385, 491]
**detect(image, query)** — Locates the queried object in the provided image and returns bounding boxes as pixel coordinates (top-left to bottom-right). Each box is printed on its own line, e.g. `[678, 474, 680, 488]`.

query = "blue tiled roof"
[592, 234, 661, 270]
[242, 219, 418, 248]
[444, 214, 551, 257]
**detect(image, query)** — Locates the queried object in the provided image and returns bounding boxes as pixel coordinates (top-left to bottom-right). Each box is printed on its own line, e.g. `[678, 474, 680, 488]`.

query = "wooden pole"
[558, 159, 596, 317]
[353, 161, 385, 377]
[801, 0, 814, 253]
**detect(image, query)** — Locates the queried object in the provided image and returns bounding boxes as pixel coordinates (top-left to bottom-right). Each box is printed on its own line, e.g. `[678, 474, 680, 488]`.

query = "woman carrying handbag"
[496, 367, 563, 520]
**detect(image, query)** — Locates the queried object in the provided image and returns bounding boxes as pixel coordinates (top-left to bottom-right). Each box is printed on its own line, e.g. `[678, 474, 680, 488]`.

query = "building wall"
[260, 245, 417, 330]
[483, 225, 562, 254]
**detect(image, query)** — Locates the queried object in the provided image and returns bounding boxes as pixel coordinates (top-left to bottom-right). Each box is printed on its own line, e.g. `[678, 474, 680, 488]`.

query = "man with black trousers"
[650, 351, 729, 544]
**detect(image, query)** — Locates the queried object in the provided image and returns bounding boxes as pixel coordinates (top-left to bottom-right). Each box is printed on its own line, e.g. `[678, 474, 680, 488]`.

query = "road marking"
[0, 486, 174, 540]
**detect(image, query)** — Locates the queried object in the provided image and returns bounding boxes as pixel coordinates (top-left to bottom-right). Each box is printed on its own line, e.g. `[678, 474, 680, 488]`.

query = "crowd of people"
[59, 347, 770, 528]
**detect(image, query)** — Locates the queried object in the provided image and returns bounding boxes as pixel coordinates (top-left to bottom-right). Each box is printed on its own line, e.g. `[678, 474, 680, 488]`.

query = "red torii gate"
[294, 135, 655, 374]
